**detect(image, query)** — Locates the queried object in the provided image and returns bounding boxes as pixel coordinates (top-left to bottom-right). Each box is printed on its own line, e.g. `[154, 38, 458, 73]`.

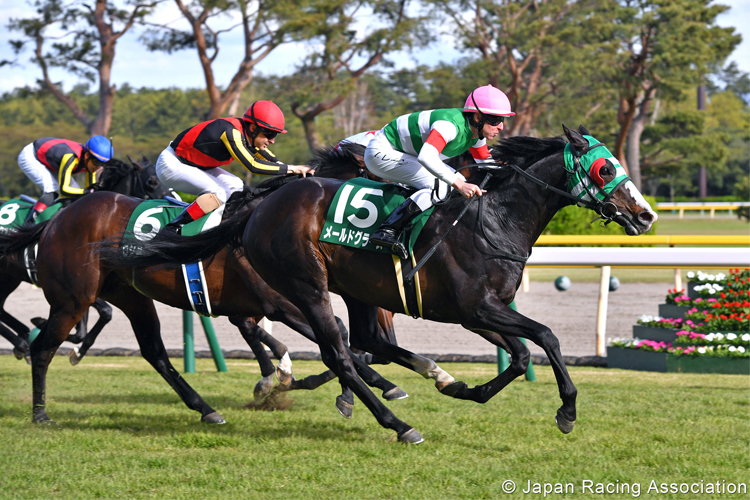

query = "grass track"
[0, 356, 748, 499]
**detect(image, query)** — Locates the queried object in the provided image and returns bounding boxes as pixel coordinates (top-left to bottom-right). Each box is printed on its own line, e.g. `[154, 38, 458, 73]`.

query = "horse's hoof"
[439, 381, 467, 398]
[69, 347, 82, 366]
[201, 412, 226, 425]
[335, 396, 353, 419]
[253, 375, 274, 400]
[276, 368, 293, 387]
[25, 355, 32, 366]
[398, 428, 424, 444]
[32, 410, 55, 425]
[555, 414, 575, 434]
[13, 347, 26, 360]
[383, 387, 409, 400]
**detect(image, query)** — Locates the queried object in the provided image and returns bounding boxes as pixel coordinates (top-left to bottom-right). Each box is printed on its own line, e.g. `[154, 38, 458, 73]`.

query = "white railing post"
[596, 266, 611, 357]
[522, 267, 530, 293]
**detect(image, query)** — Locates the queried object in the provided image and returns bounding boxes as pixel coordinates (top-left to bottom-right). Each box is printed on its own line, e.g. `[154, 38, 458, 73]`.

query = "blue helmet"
[84, 135, 113, 162]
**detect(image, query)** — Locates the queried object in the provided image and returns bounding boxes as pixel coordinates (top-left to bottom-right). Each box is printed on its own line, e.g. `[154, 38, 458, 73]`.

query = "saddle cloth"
[319, 178, 434, 256]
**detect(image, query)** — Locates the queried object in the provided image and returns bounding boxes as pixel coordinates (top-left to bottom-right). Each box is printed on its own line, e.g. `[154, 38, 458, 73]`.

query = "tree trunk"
[625, 90, 655, 191]
[301, 116, 323, 151]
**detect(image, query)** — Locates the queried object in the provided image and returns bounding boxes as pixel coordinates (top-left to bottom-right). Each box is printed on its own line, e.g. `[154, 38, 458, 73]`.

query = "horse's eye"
[590, 158, 615, 187]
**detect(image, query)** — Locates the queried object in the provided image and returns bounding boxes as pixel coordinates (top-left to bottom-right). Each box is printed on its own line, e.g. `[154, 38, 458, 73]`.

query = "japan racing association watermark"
[498, 479, 748, 497]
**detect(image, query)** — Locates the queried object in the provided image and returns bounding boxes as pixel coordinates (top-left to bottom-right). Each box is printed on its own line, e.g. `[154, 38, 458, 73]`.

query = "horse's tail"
[0, 221, 48, 257]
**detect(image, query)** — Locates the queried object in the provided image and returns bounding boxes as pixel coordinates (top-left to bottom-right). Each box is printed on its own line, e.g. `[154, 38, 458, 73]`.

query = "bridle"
[479, 141, 630, 227]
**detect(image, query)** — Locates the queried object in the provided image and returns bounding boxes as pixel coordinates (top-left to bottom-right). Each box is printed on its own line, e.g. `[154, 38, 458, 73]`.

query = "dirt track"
[1, 280, 669, 357]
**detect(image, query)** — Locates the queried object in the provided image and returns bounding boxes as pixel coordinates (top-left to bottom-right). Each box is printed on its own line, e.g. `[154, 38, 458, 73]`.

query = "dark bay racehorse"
[115, 126, 657, 443]
[0, 170, 406, 425]
[0, 157, 174, 361]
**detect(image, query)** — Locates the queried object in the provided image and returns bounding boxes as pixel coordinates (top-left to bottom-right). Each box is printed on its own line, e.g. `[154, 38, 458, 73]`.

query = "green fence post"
[199, 315, 227, 372]
[183, 310, 195, 374]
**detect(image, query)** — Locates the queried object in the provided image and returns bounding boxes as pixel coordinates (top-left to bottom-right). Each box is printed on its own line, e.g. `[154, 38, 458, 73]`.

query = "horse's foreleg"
[110, 291, 225, 424]
[465, 302, 577, 434]
[286, 289, 420, 443]
[70, 299, 113, 365]
[229, 316, 286, 399]
[0, 322, 30, 358]
[0, 311, 30, 340]
[66, 309, 89, 344]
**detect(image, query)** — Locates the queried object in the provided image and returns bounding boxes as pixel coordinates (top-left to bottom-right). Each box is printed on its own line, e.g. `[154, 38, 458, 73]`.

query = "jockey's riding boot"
[369, 198, 423, 260]
[164, 193, 222, 234]
[24, 193, 55, 224]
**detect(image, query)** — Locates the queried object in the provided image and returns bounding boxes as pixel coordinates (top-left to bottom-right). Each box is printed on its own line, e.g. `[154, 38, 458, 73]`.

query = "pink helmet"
[463, 85, 515, 117]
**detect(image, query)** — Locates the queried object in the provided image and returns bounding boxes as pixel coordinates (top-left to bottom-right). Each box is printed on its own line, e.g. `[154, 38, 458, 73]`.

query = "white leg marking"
[412, 356, 455, 390]
[276, 352, 293, 386]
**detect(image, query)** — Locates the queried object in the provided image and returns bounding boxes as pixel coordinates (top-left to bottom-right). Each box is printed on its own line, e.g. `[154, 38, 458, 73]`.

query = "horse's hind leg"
[465, 302, 577, 434]
[342, 295, 459, 392]
[0, 277, 30, 358]
[108, 290, 225, 424]
[70, 299, 113, 365]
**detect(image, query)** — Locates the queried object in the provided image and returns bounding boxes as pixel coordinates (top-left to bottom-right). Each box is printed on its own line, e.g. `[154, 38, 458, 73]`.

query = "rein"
[405, 143, 628, 280]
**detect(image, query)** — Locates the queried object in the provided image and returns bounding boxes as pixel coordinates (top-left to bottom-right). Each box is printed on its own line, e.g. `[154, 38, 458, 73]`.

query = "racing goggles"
[259, 127, 279, 140]
[483, 115, 505, 126]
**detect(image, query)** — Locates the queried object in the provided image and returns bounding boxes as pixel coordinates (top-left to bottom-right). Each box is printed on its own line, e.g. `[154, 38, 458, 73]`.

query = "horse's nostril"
[638, 211, 654, 224]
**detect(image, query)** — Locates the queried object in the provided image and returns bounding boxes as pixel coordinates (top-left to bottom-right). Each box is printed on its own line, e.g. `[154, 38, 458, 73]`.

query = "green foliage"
[544, 195, 658, 236]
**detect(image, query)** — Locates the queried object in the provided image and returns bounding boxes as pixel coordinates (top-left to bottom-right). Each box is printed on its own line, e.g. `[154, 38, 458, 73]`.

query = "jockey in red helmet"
[365, 85, 514, 259]
[157, 100, 314, 232]
[18, 135, 113, 222]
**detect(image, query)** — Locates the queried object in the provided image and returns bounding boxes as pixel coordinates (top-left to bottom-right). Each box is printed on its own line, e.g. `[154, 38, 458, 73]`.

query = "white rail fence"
[525, 247, 750, 356]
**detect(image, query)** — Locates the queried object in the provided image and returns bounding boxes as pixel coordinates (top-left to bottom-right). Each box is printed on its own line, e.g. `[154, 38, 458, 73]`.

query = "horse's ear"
[578, 125, 591, 136]
[127, 154, 143, 171]
[562, 124, 587, 149]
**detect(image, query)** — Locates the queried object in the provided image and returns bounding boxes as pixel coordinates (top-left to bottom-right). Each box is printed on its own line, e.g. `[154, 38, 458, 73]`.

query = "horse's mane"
[96, 158, 134, 191]
[311, 143, 364, 179]
[440, 135, 568, 210]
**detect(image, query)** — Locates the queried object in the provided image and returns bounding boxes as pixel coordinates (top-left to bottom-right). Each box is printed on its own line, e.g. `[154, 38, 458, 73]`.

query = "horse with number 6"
[112, 125, 657, 443]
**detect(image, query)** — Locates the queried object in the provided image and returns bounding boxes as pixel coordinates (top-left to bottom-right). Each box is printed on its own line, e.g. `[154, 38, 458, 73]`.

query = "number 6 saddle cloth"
[123, 199, 224, 317]
[320, 178, 436, 319]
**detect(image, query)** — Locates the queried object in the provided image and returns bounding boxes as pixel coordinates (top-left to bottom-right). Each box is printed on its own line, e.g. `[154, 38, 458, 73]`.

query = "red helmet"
[243, 100, 288, 133]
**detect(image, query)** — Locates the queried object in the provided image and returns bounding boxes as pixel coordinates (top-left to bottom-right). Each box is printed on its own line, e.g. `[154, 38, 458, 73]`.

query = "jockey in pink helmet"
[364, 84, 514, 259]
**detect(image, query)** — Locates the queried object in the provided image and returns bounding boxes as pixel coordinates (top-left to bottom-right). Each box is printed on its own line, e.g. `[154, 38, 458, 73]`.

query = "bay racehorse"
[112, 126, 657, 443]
[0, 157, 174, 361]
[0, 170, 406, 425]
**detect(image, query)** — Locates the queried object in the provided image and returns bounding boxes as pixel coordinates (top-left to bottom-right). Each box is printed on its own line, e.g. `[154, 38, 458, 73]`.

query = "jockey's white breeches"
[18, 143, 68, 194]
[155, 146, 244, 203]
[364, 131, 453, 211]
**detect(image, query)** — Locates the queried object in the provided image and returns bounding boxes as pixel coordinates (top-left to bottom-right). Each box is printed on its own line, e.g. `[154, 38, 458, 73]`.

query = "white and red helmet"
[463, 85, 515, 117]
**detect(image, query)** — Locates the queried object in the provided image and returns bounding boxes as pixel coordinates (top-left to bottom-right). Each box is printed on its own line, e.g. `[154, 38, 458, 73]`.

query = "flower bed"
[673, 331, 750, 347]
[632, 325, 682, 343]
[658, 303, 691, 320]
[607, 338, 750, 374]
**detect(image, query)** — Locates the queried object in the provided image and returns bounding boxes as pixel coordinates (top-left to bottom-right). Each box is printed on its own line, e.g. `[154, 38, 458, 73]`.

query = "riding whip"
[404, 172, 492, 282]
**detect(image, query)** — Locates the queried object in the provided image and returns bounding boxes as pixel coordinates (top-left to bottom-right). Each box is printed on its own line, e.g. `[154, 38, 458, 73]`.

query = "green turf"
[0, 356, 747, 499]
